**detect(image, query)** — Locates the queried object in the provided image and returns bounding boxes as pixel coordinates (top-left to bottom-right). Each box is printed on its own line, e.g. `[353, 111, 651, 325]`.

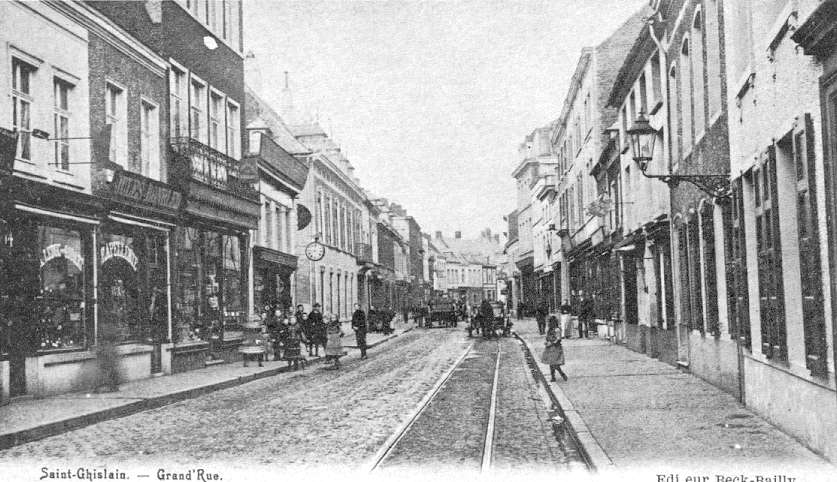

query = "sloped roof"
[290, 123, 328, 137]
[244, 85, 311, 156]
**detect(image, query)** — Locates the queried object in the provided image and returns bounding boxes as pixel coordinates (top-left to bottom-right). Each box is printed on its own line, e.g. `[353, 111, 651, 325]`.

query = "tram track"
[367, 338, 505, 473]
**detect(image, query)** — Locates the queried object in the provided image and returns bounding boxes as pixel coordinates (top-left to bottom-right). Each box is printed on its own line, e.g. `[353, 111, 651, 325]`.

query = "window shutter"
[796, 113, 828, 376]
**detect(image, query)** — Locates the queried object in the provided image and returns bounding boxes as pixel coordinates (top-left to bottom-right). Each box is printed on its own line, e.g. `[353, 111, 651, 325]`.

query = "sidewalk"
[514, 318, 834, 475]
[0, 322, 414, 451]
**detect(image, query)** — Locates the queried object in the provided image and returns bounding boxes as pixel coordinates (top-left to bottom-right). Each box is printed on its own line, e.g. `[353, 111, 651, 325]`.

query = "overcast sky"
[244, 0, 646, 239]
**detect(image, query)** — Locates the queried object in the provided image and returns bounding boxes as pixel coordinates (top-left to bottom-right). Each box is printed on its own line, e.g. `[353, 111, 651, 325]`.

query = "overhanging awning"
[253, 246, 298, 271]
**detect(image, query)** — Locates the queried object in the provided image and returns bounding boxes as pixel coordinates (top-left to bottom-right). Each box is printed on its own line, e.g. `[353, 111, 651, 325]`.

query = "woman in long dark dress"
[541, 316, 568, 381]
[283, 316, 307, 370]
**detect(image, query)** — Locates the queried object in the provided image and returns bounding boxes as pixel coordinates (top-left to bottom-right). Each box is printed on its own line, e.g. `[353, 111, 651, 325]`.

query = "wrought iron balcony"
[170, 137, 258, 202]
[355, 243, 374, 264]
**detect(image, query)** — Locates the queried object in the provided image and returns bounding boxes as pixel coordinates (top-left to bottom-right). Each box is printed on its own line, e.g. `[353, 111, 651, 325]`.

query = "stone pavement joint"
[0, 323, 415, 451]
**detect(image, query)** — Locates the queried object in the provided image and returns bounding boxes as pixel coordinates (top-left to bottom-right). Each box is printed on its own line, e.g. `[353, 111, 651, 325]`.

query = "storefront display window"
[172, 227, 246, 344]
[98, 225, 169, 344]
[222, 234, 242, 338]
[37, 226, 86, 349]
[174, 227, 206, 343]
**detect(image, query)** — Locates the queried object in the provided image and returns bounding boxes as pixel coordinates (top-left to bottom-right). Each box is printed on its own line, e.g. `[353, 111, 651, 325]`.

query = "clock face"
[305, 242, 325, 261]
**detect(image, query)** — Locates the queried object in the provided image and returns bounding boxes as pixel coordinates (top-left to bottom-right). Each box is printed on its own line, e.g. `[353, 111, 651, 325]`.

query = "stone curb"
[514, 331, 614, 472]
[0, 357, 325, 451]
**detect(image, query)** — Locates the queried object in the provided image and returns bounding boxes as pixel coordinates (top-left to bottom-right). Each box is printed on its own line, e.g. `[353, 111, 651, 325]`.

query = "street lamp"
[627, 109, 730, 199]
[626, 110, 656, 172]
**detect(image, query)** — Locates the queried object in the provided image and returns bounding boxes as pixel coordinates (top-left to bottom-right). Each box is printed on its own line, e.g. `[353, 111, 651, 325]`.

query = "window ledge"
[734, 70, 756, 102]
[765, 6, 798, 61]
[54, 178, 85, 191]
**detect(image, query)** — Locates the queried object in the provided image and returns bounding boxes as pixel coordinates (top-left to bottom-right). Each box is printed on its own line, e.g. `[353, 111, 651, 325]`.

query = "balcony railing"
[355, 243, 374, 264]
[170, 137, 258, 202]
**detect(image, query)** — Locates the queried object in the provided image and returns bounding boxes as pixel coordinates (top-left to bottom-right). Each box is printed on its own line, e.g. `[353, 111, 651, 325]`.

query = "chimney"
[435, 231, 442, 240]
[455, 231, 462, 239]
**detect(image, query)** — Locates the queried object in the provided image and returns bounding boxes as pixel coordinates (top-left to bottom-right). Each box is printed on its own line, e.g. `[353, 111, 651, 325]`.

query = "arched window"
[705, 0, 722, 118]
[692, 8, 706, 138]
[668, 63, 680, 168]
[679, 37, 693, 154]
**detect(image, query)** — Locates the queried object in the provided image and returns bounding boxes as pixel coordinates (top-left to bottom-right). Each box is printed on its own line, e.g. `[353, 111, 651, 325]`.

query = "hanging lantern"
[627, 109, 658, 172]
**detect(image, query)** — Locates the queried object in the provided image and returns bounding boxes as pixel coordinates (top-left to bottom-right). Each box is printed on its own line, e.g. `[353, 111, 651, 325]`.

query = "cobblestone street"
[378, 335, 582, 474]
[0, 330, 579, 474]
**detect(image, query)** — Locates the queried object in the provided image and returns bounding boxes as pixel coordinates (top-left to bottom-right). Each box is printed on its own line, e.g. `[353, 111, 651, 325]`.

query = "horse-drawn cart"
[427, 300, 458, 328]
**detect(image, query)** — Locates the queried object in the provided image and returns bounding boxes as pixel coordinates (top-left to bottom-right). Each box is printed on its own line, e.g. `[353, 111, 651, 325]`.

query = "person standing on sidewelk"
[541, 316, 568, 382]
[351, 303, 368, 360]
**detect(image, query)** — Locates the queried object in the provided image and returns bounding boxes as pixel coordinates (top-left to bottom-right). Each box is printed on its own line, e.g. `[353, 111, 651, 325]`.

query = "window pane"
[38, 225, 86, 349]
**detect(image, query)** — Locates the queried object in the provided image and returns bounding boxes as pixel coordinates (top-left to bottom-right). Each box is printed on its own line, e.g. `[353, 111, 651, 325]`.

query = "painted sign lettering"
[40, 244, 84, 271]
[111, 172, 182, 211]
[100, 241, 139, 271]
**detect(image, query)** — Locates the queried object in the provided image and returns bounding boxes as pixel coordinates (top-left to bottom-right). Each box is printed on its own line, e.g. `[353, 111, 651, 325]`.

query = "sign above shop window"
[100, 241, 139, 271]
[40, 243, 84, 271]
[107, 169, 183, 214]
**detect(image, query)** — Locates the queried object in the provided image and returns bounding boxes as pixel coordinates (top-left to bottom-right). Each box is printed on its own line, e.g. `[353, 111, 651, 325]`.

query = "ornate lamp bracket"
[641, 172, 731, 199]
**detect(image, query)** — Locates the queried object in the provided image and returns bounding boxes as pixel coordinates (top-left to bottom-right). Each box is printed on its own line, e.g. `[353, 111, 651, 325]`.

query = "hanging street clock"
[304, 241, 325, 261]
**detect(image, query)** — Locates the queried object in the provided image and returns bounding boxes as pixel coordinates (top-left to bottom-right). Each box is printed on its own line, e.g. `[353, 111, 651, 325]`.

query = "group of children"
[246, 303, 347, 371]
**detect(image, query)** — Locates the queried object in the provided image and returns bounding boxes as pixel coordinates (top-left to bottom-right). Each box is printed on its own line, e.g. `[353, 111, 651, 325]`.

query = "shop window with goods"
[98, 225, 168, 344]
[0, 216, 95, 397]
[172, 228, 245, 346]
[37, 226, 87, 349]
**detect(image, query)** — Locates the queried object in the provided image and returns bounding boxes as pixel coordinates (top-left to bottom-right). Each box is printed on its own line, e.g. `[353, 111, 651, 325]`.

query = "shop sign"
[100, 241, 139, 271]
[110, 171, 182, 212]
[40, 244, 84, 271]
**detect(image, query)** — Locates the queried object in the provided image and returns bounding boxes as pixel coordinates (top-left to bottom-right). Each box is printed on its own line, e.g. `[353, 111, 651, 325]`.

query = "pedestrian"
[307, 303, 324, 356]
[541, 316, 568, 382]
[479, 298, 494, 339]
[351, 303, 368, 360]
[536, 300, 548, 335]
[94, 321, 121, 393]
[324, 314, 345, 369]
[560, 299, 573, 339]
[284, 314, 307, 370]
[267, 304, 285, 361]
[578, 292, 593, 338]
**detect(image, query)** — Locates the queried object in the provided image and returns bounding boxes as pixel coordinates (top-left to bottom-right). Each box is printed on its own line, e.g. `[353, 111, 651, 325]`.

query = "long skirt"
[541, 343, 565, 365]
[283, 341, 303, 360]
[325, 333, 343, 357]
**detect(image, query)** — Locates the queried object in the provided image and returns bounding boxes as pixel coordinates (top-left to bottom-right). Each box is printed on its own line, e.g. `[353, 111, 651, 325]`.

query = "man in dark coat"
[578, 293, 593, 338]
[351, 303, 368, 360]
[536, 300, 548, 335]
[307, 303, 324, 356]
[479, 299, 494, 339]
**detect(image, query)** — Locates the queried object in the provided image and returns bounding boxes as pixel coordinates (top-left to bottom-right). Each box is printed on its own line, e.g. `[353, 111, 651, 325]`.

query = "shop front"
[95, 167, 183, 376]
[252, 246, 297, 314]
[0, 177, 103, 399]
[169, 140, 260, 371]
[171, 226, 249, 371]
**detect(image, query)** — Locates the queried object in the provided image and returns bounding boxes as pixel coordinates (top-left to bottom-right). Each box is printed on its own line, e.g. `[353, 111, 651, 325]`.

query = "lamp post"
[627, 109, 731, 198]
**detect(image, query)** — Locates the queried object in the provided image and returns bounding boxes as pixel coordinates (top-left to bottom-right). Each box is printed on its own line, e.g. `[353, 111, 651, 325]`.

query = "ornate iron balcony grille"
[355, 243, 374, 263]
[170, 137, 258, 202]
